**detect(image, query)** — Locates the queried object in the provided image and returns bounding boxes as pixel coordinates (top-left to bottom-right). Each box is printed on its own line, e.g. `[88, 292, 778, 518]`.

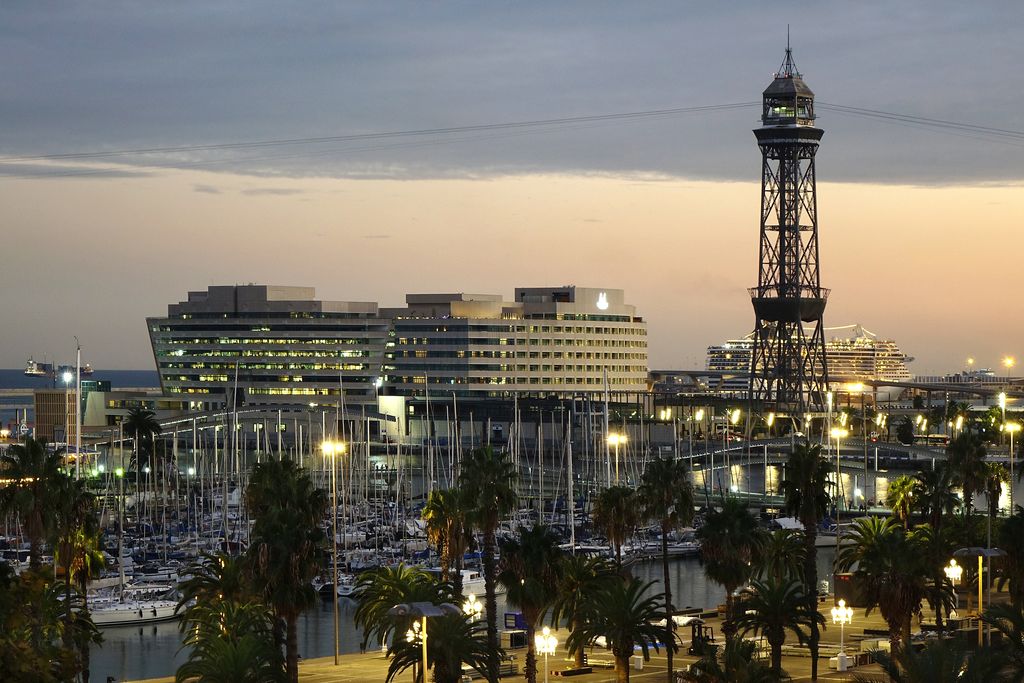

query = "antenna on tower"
[776, 28, 801, 79]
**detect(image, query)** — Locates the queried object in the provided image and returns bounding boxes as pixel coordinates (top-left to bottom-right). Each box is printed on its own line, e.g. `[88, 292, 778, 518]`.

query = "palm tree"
[947, 432, 988, 517]
[678, 637, 777, 683]
[422, 487, 471, 596]
[458, 446, 516, 682]
[887, 474, 917, 527]
[123, 406, 161, 461]
[757, 528, 806, 583]
[913, 464, 960, 531]
[385, 613, 492, 683]
[0, 562, 99, 682]
[549, 554, 617, 668]
[51, 473, 104, 681]
[592, 485, 640, 569]
[983, 462, 1009, 522]
[0, 436, 64, 569]
[498, 525, 563, 683]
[837, 517, 941, 651]
[998, 508, 1024, 608]
[123, 406, 162, 485]
[982, 602, 1024, 681]
[353, 563, 452, 652]
[896, 416, 916, 445]
[246, 457, 327, 683]
[780, 439, 832, 680]
[638, 456, 695, 681]
[914, 523, 956, 633]
[856, 637, 997, 683]
[567, 579, 665, 683]
[696, 496, 762, 637]
[177, 600, 284, 683]
[177, 552, 253, 612]
[733, 577, 824, 676]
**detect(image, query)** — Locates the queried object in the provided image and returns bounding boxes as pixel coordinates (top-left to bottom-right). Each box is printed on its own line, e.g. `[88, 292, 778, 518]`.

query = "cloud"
[0, 162, 152, 179]
[241, 187, 305, 196]
[193, 184, 221, 194]
[0, 3, 1022, 186]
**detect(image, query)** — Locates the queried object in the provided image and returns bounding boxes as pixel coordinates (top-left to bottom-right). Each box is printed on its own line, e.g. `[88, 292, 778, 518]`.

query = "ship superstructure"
[707, 324, 912, 396]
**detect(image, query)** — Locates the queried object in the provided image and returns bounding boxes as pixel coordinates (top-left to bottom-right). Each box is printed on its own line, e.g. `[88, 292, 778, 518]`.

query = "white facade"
[387, 286, 648, 398]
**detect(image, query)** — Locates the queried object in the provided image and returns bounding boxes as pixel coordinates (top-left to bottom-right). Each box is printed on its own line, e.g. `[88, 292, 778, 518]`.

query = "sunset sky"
[2, 2, 1022, 374]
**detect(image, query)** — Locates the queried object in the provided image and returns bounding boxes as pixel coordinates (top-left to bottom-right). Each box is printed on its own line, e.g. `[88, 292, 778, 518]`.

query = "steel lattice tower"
[748, 46, 829, 414]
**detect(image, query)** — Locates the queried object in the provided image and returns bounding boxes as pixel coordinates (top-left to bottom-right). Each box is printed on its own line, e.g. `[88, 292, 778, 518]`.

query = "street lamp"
[945, 559, 963, 619]
[1003, 422, 1021, 511]
[405, 620, 425, 683]
[1005, 356, 1017, 377]
[826, 391, 834, 447]
[831, 599, 853, 671]
[955, 547, 1008, 646]
[607, 433, 626, 485]
[321, 439, 347, 665]
[692, 408, 706, 496]
[726, 409, 741, 491]
[115, 466, 126, 589]
[846, 382, 869, 507]
[535, 626, 558, 683]
[389, 602, 461, 683]
[463, 593, 482, 622]
[61, 370, 74, 462]
[830, 427, 849, 513]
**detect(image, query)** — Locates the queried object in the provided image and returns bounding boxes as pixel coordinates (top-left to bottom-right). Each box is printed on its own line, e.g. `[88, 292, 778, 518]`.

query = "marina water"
[91, 549, 838, 681]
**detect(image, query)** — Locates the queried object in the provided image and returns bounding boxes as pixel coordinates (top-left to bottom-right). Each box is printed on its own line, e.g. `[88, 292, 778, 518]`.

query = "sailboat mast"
[567, 410, 575, 552]
[603, 371, 611, 488]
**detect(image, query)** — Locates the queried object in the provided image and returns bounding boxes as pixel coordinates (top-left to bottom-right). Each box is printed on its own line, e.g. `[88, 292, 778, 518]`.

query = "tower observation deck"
[748, 46, 830, 413]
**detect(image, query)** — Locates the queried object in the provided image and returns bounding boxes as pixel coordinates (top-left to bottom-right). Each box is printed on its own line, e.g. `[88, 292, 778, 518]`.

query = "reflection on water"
[91, 548, 837, 681]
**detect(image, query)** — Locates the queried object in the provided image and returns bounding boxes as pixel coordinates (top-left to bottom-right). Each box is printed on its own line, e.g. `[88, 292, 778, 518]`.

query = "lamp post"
[463, 593, 482, 622]
[389, 602, 461, 683]
[764, 413, 774, 501]
[607, 433, 626, 485]
[826, 391, 833, 449]
[115, 466, 126, 593]
[1000, 392, 1007, 446]
[405, 620, 426, 683]
[535, 626, 558, 683]
[830, 427, 849, 513]
[62, 370, 74, 468]
[1004, 422, 1021, 511]
[945, 559, 963, 620]
[846, 383, 869, 508]
[694, 408, 706, 498]
[955, 547, 1008, 646]
[831, 599, 853, 671]
[727, 408, 741, 492]
[322, 439, 347, 665]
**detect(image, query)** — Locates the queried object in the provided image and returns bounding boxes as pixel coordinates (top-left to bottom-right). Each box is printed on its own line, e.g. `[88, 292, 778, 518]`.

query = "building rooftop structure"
[148, 285, 390, 410]
[387, 286, 648, 399]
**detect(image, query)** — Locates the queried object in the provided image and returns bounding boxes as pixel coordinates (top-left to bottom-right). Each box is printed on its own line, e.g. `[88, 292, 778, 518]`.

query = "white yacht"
[90, 583, 179, 628]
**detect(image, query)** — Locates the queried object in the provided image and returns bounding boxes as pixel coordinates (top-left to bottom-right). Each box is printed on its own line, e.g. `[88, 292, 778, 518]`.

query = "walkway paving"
[132, 649, 874, 683]
[137, 600, 994, 682]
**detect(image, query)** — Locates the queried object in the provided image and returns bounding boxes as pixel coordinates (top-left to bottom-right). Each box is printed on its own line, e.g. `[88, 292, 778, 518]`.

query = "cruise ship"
[705, 324, 913, 397]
